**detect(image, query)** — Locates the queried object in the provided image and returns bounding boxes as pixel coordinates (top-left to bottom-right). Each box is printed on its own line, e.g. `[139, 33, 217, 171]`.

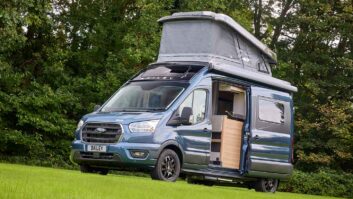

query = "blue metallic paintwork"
[71, 67, 213, 170]
[72, 140, 159, 166]
[251, 130, 291, 146]
[246, 86, 293, 177]
[250, 144, 290, 161]
[170, 121, 211, 165]
[168, 78, 212, 166]
[83, 112, 164, 125]
[71, 65, 294, 180]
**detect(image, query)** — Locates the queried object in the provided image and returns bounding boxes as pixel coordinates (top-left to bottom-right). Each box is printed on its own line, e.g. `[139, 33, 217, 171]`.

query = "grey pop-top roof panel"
[158, 11, 277, 63]
[156, 11, 298, 92]
[157, 11, 277, 76]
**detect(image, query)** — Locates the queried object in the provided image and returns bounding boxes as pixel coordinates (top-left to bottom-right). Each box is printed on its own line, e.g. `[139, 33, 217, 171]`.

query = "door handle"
[254, 135, 260, 140]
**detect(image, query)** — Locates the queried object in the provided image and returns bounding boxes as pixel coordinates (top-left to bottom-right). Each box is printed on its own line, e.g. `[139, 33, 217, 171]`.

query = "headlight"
[76, 120, 84, 131]
[129, 120, 160, 133]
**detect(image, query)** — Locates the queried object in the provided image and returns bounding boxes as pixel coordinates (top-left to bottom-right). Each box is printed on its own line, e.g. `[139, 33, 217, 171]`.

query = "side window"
[258, 99, 284, 124]
[178, 89, 207, 125]
[258, 62, 270, 74]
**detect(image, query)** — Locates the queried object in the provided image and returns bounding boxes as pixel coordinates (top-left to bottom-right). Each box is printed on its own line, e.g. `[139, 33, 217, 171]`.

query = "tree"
[1, 0, 352, 173]
[272, 0, 353, 171]
[0, 0, 253, 166]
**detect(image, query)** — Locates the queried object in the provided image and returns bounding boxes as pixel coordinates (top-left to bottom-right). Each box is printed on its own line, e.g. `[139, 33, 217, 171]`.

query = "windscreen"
[101, 81, 188, 112]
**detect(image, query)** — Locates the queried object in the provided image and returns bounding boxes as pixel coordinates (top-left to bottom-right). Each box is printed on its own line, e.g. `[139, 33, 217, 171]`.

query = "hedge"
[279, 169, 353, 198]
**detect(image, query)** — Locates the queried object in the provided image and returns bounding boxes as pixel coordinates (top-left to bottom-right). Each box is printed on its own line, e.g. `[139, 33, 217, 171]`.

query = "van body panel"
[70, 62, 295, 182]
[245, 170, 291, 179]
[71, 140, 161, 168]
[71, 10, 297, 186]
[170, 121, 211, 165]
[246, 86, 293, 178]
[210, 63, 297, 92]
[166, 77, 212, 167]
[83, 112, 164, 125]
[249, 159, 293, 174]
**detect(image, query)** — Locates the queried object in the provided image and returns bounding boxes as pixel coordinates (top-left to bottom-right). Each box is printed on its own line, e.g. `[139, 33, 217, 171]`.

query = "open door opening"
[210, 81, 246, 170]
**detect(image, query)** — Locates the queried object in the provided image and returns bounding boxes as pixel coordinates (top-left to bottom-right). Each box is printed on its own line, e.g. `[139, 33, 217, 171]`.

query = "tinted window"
[177, 89, 207, 125]
[258, 62, 270, 74]
[258, 99, 284, 124]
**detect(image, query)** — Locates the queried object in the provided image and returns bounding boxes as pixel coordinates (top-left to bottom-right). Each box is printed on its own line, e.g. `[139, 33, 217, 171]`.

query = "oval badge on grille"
[82, 123, 121, 143]
[95, 127, 107, 133]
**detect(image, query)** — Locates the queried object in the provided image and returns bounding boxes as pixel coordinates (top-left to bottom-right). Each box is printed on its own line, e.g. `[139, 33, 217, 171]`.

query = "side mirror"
[167, 107, 193, 126]
[180, 107, 193, 125]
[94, 104, 101, 112]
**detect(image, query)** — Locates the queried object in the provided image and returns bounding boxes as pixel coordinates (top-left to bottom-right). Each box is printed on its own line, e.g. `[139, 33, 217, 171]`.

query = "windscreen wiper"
[102, 109, 140, 112]
[141, 108, 165, 112]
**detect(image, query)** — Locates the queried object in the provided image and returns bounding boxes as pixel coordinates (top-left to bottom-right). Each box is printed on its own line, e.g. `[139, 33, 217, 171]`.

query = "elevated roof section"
[156, 12, 297, 92]
[158, 11, 277, 63]
[157, 11, 278, 76]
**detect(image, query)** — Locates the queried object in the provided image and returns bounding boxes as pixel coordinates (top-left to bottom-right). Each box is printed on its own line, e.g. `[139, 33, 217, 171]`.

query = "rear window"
[134, 65, 204, 81]
[258, 99, 284, 124]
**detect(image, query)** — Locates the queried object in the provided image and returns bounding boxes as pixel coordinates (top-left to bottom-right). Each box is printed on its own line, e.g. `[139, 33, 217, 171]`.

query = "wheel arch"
[157, 140, 184, 166]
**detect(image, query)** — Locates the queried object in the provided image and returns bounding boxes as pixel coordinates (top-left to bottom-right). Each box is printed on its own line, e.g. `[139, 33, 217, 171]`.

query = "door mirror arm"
[167, 107, 193, 126]
[94, 104, 101, 112]
[167, 116, 182, 126]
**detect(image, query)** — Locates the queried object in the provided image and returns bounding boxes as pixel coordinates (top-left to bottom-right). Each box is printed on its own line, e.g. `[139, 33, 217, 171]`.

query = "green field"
[0, 163, 338, 199]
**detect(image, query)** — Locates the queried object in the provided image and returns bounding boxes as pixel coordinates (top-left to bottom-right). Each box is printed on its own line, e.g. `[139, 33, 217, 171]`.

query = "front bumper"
[70, 140, 161, 170]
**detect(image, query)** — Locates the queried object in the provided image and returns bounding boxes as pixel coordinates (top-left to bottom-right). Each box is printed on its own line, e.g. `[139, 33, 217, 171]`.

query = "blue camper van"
[70, 11, 297, 192]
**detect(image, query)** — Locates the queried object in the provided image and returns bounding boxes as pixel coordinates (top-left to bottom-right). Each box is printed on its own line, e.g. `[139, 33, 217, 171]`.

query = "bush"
[279, 170, 353, 198]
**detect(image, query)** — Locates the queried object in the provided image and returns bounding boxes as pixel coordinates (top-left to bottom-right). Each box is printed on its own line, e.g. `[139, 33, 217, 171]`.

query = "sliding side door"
[246, 86, 293, 179]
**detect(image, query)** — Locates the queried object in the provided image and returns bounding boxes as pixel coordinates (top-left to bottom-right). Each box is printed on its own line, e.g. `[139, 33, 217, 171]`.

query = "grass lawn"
[0, 163, 339, 199]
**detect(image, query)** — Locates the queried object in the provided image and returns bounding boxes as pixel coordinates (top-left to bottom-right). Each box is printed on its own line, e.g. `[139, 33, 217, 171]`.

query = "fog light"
[130, 150, 148, 159]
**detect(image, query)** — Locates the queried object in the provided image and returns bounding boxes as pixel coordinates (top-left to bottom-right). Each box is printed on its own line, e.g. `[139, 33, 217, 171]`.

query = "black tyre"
[96, 168, 109, 175]
[151, 149, 181, 182]
[80, 165, 109, 175]
[80, 165, 94, 173]
[254, 178, 279, 193]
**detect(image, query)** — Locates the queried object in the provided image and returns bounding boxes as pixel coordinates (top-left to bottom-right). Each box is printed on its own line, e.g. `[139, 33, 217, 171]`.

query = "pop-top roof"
[158, 11, 277, 63]
[156, 11, 297, 92]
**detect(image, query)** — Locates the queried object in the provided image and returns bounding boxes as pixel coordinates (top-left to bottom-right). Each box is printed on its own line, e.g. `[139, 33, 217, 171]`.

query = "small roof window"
[134, 64, 205, 81]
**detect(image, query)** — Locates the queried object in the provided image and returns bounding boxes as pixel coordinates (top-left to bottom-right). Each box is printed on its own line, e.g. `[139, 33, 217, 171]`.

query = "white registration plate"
[87, 145, 107, 152]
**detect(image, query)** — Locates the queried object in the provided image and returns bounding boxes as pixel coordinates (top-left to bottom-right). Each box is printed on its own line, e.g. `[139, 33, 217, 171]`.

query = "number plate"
[87, 145, 107, 152]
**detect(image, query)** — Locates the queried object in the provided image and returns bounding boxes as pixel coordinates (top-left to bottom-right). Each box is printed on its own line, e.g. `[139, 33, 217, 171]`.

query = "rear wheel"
[254, 178, 279, 193]
[151, 149, 180, 182]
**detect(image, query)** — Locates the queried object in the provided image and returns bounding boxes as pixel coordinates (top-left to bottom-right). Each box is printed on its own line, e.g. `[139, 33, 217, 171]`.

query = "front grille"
[81, 123, 122, 143]
[80, 152, 114, 160]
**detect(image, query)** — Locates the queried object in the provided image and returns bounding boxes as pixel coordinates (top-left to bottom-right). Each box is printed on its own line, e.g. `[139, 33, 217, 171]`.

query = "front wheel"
[80, 165, 109, 175]
[80, 165, 94, 173]
[254, 178, 279, 193]
[151, 149, 180, 182]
